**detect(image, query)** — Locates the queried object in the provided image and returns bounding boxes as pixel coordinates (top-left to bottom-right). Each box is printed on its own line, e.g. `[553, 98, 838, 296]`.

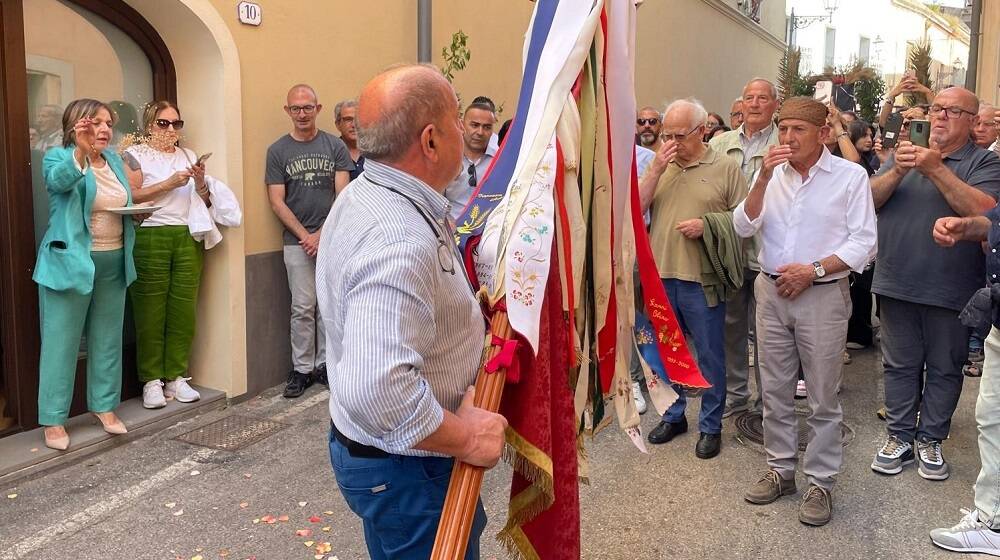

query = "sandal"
[963, 361, 983, 378]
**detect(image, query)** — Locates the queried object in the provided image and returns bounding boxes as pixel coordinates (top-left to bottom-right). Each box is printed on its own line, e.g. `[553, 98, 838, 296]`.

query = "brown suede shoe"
[799, 485, 833, 526]
[745, 470, 796, 505]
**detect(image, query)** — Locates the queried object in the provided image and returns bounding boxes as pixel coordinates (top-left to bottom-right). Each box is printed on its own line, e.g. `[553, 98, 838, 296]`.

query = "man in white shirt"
[444, 97, 497, 222]
[734, 97, 877, 527]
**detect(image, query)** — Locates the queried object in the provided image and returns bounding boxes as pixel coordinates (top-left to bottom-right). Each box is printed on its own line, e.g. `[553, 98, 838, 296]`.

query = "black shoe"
[647, 418, 688, 444]
[283, 371, 313, 398]
[696, 433, 722, 459]
[313, 364, 329, 387]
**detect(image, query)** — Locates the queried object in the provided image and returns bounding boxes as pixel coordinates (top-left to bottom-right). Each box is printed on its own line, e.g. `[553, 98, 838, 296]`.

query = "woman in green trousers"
[34, 99, 140, 450]
[124, 101, 209, 408]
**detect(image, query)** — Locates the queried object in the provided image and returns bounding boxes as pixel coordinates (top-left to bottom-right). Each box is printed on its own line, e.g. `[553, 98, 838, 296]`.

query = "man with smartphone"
[869, 87, 1000, 481]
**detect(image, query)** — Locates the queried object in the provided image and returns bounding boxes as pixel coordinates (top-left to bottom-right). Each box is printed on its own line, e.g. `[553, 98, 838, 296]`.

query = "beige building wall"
[977, 0, 1000, 105]
[635, 1, 785, 114]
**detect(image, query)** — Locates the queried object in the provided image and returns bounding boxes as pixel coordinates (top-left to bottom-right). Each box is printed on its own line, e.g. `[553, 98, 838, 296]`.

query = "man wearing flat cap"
[734, 97, 877, 526]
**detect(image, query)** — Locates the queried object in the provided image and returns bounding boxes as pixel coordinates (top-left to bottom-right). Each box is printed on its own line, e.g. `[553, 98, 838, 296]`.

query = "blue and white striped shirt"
[317, 160, 487, 456]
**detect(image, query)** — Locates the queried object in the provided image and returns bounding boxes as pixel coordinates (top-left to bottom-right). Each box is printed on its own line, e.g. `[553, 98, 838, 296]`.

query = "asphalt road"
[0, 345, 985, 559]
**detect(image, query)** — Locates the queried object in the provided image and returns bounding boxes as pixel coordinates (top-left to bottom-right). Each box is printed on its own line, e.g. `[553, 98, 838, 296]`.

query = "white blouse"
[125, 144, 198, 227]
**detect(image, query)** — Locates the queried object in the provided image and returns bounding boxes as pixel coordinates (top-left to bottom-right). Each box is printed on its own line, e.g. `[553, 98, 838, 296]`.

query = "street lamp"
[787, 1, 840, 46]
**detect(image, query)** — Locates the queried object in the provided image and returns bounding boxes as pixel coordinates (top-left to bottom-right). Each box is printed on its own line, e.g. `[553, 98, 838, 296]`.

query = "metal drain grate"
[734, 409, 854, 452]
[175, 415, 287, 451]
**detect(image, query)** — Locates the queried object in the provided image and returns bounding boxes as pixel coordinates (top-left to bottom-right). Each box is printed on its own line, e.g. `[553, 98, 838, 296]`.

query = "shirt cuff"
[379, 387, 445, 454]
[732, 203, 761, 238]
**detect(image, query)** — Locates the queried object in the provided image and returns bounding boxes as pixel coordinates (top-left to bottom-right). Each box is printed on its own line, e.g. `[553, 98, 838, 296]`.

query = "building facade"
[0, 0, 785, 439]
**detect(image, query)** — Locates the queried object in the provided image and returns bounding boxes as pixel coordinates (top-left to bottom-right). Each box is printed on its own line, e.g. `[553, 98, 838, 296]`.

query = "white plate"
[107, 205, 163, 215]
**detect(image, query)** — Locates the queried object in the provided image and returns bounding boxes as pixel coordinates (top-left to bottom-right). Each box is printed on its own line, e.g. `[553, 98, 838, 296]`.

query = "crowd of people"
[30, 64, 1000, 557]
[631, 75, 1000, 549]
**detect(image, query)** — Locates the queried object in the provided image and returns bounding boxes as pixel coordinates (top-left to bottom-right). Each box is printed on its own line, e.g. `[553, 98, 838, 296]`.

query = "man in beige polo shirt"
[638, 98, 748, 459]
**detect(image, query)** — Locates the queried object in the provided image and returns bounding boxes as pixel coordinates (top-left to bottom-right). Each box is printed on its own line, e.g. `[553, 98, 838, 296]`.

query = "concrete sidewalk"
[0, 346, 985, 559]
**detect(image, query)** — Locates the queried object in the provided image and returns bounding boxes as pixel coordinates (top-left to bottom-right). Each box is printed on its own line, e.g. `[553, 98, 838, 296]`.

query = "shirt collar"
[943, 141, 977, 161]
[363, 159, 451, 220]
[740, 122, 774, 142]
[678, 144, 718, 169]
[464, 143, 497, 166]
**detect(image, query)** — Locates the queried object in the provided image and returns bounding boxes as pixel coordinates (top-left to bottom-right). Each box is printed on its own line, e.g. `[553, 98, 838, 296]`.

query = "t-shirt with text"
[265, 131, 354, 244]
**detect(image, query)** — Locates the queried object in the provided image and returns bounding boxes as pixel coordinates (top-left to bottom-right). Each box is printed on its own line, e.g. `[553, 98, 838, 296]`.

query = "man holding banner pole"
[316, 64, 507, 559]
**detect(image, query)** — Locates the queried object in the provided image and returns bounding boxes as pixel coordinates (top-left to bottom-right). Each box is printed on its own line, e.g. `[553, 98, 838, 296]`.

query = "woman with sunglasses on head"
[123, 101, 215, 409]
[35, 99, 140, 450]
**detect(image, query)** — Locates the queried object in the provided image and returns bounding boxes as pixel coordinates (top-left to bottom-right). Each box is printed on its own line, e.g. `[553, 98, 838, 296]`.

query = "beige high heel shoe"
[43, 426, 70, 450]
[93, 412, 127, 435]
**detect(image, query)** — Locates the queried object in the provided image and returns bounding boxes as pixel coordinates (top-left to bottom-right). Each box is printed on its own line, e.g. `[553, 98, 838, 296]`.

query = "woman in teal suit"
[34, 98, 141, 450]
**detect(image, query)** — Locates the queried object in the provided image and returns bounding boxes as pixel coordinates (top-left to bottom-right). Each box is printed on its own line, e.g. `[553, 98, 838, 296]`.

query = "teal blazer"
[33, 146, 137, 294]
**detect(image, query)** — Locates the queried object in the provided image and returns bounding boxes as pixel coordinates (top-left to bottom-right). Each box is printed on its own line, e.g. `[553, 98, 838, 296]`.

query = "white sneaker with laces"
[143, 380, 166, 409]
[164, 377, 201, 403]
[632, 381, 647, 415]
[931, 508, 1000, 556]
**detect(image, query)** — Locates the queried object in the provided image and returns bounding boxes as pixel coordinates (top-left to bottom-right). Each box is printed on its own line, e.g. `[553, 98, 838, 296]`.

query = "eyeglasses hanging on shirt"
[366, 178, 457, 276]
[467, 163, 478, 188]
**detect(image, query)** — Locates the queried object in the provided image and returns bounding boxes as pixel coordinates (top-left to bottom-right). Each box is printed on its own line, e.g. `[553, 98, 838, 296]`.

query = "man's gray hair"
[663, 98, 709, 130]
[637, 105, 662, 118]
[357, 66, 453, 162]
[334, 99, 357, 122]
[743, 78, 779, 100]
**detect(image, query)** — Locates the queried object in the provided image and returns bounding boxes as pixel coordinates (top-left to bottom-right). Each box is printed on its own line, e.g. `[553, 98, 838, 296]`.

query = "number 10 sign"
[238, 1, 261, 26]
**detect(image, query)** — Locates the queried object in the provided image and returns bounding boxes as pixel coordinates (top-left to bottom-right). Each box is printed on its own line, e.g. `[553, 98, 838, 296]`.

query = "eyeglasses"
[154, 119, 184, 130]
[730, 111, 744, 118]
[980, 121, 998, 128]
[337, 116, 355, 124]
[288, 105, 317, 115]
[467, 163, 477, 187]
[929, 105, 977, 119]
[660, 124, 703, 142]
[636, 118, 660, 126]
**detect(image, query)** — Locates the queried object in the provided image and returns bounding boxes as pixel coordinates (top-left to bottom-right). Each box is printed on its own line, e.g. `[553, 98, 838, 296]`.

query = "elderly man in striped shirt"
[316, 64, 507, 560]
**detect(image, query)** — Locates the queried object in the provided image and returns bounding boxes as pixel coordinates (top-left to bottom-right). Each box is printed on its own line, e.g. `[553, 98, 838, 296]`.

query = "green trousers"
[130, 226, 204, 383]
[38, 249, 127, 426]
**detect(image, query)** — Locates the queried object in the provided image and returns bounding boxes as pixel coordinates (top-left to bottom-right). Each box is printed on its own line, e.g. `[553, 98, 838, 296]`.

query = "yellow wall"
[220, 0, 784, 256]
[977, 0, 1000, 105]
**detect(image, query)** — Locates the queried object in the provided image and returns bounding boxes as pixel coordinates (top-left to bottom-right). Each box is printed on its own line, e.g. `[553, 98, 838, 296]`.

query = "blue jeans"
[661, 278, 727, 434]
[328, 432, 487, 559]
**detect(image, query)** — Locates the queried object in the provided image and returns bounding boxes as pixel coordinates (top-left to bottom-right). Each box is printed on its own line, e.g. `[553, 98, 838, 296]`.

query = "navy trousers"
[328, 432, 487, 559]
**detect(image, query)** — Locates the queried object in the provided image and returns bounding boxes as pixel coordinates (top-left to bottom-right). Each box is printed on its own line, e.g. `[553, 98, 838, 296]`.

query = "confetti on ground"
[30, 447, 38, 453]
[295, 529, 312, 537]
[173, 509, 184, 516]
[321, 526, 331, 532]
[278, 515, 289, 522]
[218, 549, 230, 558]
[190, 470, 200, 476]
[7, 494, 16, 499]
[165, 502, 177, 508]
[315, 542, 332, 555]
[261, 515, 277, 524]
[243, 473, 252, 479]
[303, 541, 314, 547]
[239, 502, 249, 508]
[308, 515, 322, 523]
[298, 501, 308, 507]
[252, 518, 260, 524]
[191, 555, 203, 560]
[323, 511, 334, 515]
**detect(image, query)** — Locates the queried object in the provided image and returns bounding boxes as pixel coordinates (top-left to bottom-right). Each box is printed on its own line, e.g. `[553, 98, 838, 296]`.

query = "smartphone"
[814, 80, 833, 104]
[195, 152, 213, 166]
[909, 120, 930, 148]
[882, 112, 904, 149]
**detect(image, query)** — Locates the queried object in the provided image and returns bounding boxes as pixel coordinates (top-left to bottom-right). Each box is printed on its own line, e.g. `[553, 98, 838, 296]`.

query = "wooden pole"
[430, 310, 512, 560]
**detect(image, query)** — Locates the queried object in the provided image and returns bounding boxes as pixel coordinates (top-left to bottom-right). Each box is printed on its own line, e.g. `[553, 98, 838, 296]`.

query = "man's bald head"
[357, 65, 456, 162]
[974, 102, 999, 148]
[930, 86, 980, 150]
[286, 84, 318, 105]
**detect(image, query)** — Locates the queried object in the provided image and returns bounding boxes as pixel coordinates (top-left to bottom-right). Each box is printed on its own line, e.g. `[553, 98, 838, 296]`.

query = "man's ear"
[420, 124, 436, 159]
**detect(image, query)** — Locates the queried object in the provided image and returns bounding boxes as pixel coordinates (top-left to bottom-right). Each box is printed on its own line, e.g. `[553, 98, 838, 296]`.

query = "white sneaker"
[931, 508, 1000, 556]
[795, 380, 807, 399]
[632, 381, 647, 415]
[143, 380, 166, 409]
[164, 377, 201, 403]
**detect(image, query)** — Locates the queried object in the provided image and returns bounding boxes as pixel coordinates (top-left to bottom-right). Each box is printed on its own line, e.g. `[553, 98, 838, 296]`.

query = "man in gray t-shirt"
[869, 86, 1000, 481]
[266, 84, 353, 399]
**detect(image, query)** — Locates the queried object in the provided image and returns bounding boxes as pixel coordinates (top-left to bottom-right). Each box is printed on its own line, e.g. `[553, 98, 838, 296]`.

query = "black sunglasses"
[154, 118, 184, 130]
[637, 118, 659, 126]
[467, 163, 477, 187]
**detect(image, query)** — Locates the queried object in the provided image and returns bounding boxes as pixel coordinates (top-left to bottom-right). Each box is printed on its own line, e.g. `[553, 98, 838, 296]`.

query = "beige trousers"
[755, 274, 850, 490]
